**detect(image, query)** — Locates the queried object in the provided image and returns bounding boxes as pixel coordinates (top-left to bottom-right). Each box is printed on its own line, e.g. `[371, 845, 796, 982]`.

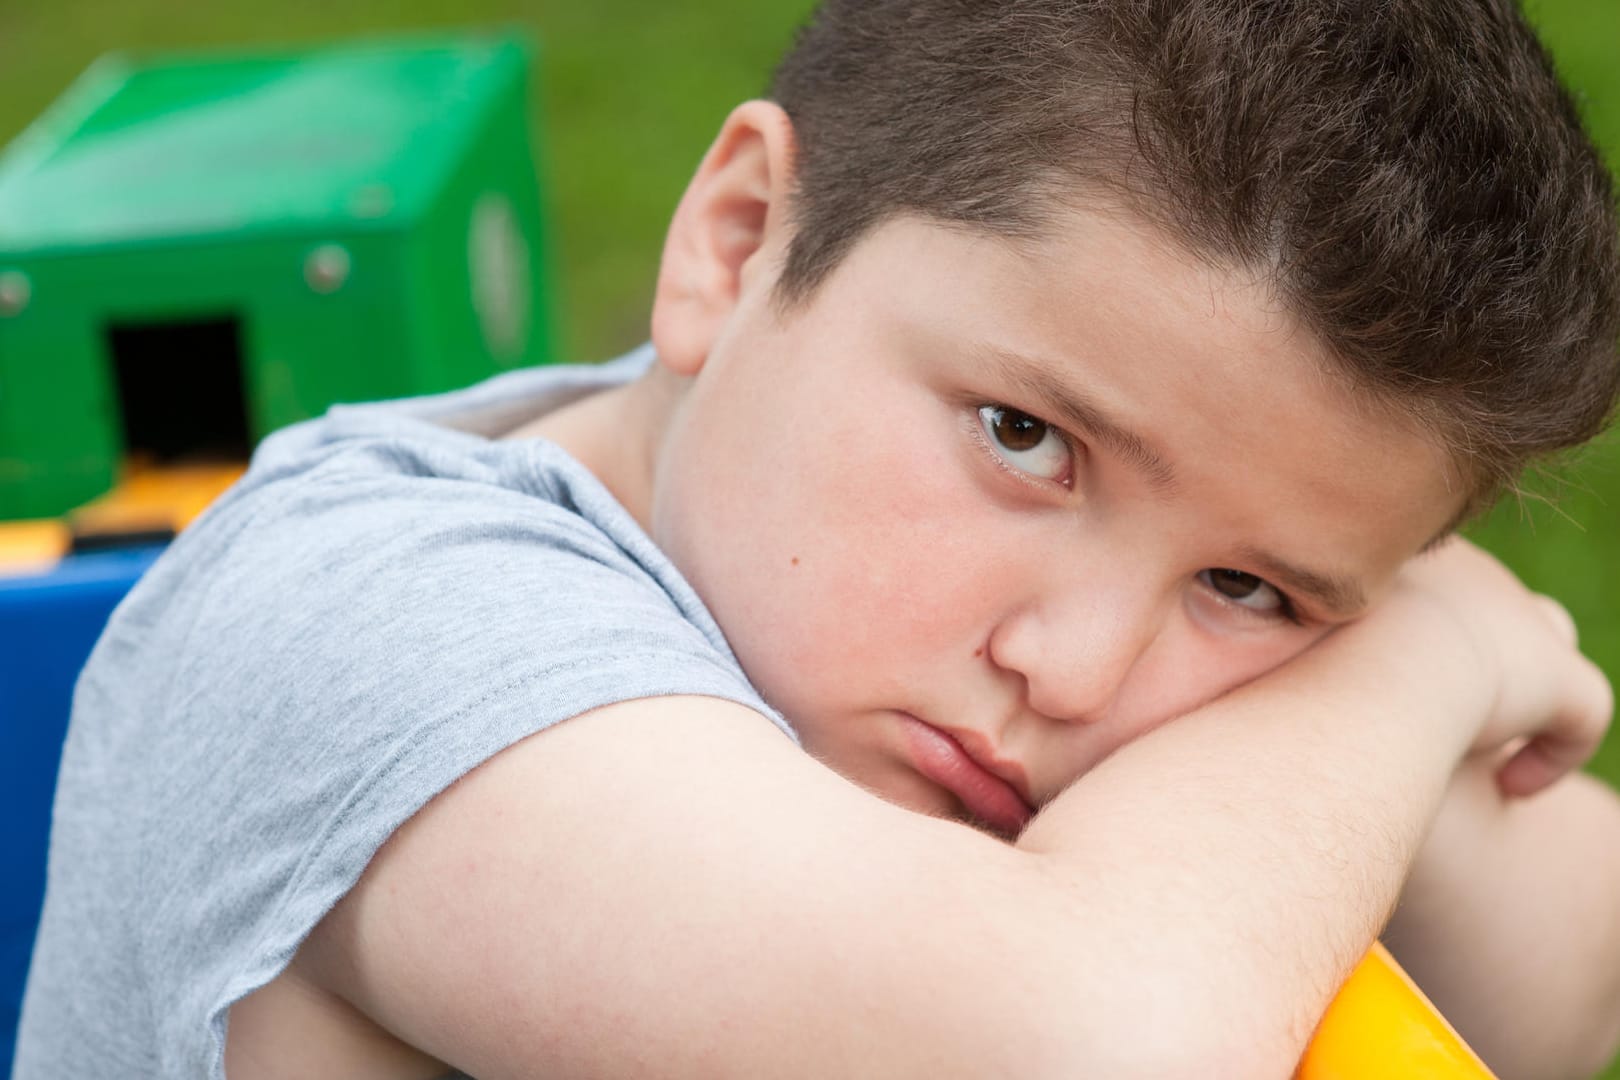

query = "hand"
[1367, 538, 1612, 797]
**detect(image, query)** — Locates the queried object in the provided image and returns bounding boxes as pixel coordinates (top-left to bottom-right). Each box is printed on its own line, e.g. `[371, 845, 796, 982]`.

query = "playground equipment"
[0, 33, 553, 1071]
[0, 32, 1499, 1080]
[1298, 943, 1495, 1079]
[0, 31, 552, 529]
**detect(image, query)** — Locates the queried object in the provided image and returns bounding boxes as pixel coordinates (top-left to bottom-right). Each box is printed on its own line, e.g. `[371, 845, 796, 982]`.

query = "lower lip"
[897, 714, 1033, 836]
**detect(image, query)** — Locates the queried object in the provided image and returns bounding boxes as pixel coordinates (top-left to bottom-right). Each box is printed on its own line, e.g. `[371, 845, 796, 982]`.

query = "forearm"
[1383, 763, 1620, 1080]
[294, 693, 1469, 1080]
[1018, 613, 1478, 1073]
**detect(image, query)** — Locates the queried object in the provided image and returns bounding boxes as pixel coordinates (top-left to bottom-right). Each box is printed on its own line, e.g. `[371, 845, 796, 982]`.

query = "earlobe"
[650, 101, 798, 377]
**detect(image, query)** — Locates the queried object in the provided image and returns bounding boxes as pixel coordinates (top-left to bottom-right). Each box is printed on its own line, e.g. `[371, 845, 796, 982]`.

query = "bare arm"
[1384, 762, 1620, 1080]
[292, 543, 1606, 1078]
[302, 694, 1438, 1079]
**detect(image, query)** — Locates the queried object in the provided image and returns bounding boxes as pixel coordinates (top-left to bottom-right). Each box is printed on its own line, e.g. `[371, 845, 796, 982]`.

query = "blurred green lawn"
[3, 0, 1619, 1073]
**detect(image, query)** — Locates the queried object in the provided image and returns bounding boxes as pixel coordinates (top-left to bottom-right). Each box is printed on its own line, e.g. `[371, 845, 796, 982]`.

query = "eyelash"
[969, 400, 1308, 628]
[1204, 575, 1305, 627]
[970, 402, 1079, 489]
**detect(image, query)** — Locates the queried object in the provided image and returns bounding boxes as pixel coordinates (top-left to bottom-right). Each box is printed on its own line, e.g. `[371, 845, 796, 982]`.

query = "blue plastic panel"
[0, 546, 163, 1075]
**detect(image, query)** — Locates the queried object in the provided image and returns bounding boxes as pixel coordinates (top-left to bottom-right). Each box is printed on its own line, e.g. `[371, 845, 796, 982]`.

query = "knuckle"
[1592, 668, 1615, 726]
[1568, 664, 1614, 742]
[1533, 594, 1579, 646]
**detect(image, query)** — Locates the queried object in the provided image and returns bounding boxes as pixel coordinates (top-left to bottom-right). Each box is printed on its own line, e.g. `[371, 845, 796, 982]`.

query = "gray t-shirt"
[15, 346, 792, 1079]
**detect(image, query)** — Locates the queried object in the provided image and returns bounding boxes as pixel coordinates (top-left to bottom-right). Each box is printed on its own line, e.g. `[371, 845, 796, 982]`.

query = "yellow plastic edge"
[0, 461, 243, 576]
[1297, 942, 1497, 1079]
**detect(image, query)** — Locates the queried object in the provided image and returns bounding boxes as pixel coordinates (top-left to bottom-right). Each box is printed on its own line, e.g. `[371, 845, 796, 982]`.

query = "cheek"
[654, 387, 1010, 715]
[1110, 612, 1326, 743]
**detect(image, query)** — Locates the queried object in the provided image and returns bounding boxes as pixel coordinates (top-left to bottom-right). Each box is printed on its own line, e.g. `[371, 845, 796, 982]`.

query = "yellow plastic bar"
[0, 518, 72, 574]
[1298, 942, 1497, 1079]
[0, 460, 244, 576]
[69, 460, 244, 537]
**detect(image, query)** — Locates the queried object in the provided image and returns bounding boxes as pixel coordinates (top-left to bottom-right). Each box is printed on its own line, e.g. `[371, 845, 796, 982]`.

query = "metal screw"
[303, 245, 352, 294]
[0, 270, 32, 317]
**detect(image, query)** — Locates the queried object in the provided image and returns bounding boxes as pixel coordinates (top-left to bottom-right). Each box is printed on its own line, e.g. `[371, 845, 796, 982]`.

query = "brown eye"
[1208, 569, 1262, 598]
[987, 407, 1048, 451]
[1199, 568, 1285, 615]
[976, 405, 1071, 483]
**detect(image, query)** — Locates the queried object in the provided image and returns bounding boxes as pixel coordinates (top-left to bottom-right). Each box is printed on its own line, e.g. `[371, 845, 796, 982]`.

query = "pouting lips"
[897, 713, 1034, 836]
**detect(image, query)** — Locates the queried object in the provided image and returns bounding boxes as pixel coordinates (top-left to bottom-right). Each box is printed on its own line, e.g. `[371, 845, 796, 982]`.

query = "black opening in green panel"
[105, 315, 252, 462]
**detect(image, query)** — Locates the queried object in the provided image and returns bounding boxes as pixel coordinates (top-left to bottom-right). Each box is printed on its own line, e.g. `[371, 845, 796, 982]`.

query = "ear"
[650, 101, 798, 377]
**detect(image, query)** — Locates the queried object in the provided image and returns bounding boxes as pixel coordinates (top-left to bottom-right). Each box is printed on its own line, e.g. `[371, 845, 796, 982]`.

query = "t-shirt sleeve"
[76, 446, 785, 1075]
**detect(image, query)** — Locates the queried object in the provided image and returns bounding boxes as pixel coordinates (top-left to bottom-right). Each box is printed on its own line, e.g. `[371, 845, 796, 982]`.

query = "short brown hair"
[769, 0, 1620, 508]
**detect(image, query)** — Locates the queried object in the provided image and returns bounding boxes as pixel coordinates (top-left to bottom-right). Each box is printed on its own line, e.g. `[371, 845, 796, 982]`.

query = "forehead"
[777, 207, 1465, 590]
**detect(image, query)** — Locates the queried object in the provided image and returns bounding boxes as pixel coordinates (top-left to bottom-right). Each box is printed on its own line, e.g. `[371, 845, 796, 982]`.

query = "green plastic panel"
[0, 36, 530, 255]
[0, 32, 555, 520]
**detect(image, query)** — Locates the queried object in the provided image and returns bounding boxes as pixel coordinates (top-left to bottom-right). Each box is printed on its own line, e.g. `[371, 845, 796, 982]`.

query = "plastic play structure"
[0, 34, 1495, 1080]
[1299, 942, 1494, 1078]
[0, 32, 550, 529]
[0, 33, 552, 1071]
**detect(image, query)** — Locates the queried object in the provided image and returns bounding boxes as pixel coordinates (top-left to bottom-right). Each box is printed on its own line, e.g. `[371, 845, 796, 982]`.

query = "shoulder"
[82, 418, 793, 799]
[46, 408, 791, 1073]
[203, 435, 781, 716]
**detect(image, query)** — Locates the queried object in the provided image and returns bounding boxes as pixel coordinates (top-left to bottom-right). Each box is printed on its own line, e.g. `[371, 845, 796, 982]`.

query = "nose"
[986, 585, 1162, 725]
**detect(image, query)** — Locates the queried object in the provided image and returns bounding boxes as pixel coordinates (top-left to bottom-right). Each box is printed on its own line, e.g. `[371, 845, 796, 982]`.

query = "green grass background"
[2, 0, 1618, 1072]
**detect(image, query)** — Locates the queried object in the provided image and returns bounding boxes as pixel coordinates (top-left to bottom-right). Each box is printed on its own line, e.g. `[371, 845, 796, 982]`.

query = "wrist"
[1324, 591, 1495, 760]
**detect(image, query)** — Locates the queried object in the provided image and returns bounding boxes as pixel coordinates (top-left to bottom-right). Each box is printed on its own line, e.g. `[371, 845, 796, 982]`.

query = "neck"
[508, 362, 686, 535]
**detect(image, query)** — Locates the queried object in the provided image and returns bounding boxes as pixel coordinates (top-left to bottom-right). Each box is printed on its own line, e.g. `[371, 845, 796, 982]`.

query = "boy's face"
[643, 124, 1462, 836]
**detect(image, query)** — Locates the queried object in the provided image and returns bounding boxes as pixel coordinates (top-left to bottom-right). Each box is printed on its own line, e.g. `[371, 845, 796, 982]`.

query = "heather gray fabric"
[15, 346, 792, 1079]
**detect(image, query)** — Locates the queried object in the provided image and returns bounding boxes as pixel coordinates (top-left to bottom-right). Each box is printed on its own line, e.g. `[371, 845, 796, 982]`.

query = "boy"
[17, 1, 1620, 1077]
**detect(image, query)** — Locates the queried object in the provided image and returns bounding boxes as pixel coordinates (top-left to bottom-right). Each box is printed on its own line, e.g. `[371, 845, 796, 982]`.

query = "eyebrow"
[970, 341, 1369, 618]
[970, 341, 1179, 494]
[1235, 546, 1368, 618]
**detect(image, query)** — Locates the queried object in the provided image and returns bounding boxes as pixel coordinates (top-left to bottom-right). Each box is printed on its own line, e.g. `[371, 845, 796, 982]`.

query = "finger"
[1496, 737, 1580, 798]
[1497, 662, 1613, 797]
[1533, 594, 1579, 647]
